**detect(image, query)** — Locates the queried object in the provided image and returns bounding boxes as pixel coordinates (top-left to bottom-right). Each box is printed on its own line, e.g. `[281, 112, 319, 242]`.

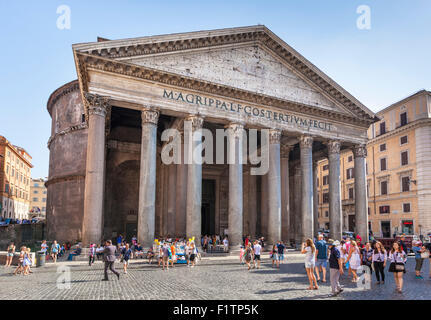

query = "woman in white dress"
[301, 239, 319, 290]
[345, 240, 361, 282]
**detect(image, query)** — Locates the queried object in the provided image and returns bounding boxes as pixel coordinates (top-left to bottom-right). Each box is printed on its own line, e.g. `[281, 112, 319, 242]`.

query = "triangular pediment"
[73, 25, 377, 125]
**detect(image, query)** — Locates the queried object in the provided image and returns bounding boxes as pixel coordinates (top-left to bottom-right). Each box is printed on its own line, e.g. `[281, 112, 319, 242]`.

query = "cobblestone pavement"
[0, 252, 430, 300]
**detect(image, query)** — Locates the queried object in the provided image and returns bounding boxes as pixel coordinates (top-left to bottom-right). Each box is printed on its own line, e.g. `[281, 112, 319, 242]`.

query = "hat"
[327, 239, 334, 245]
[333, 240, 340, 246]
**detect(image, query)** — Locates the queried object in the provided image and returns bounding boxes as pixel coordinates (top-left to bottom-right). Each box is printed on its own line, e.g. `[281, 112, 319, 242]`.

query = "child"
[239, 246, 245, 265]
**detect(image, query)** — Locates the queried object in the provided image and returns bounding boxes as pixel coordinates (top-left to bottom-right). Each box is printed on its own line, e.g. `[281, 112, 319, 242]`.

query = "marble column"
[268, 129, 282, 245]
[137, 107, 159, 248]
[175, 128, 187, 237]
[313, 160, 319, 238]
[300, 135, 314, 242]
[293, 164, 302, 245]
[328, 140, 343, 241]
[185, 115, 204, 246]
[227, 123, 244, 250]
[354, 144, 369, 242]
[248, 171, 257, 238]
[260, 174, 268, 238]
[167, 164, 177, 237]
[82, 93, 110, 246]
[280, 144, 291, 243]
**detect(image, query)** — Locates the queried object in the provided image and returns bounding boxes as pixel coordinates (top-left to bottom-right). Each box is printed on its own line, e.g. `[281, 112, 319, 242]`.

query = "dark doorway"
[202, 179, 216, 236]
[348, 214, 356, 232]
[381, 221, 391, 238]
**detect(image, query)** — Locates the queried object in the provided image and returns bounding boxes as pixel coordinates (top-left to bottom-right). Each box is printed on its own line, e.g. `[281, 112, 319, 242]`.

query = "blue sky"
[1, 0, 430, 178]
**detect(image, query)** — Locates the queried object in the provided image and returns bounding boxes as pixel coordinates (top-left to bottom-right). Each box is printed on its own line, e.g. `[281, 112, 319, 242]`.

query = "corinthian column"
[175, 128, 187, 237]
[300, 135, 314, 242]
[227, 123, 244, 250]
[268, 129, 282, 245]
[137, 107, 159, 248]
[328, 140, 342, 241]
[354, 144, 369, 243]
[281, 144, 291, 243]
[82, 93, 110, 246]
[313, 160, 319, 238]
[185, 115, 204, 246]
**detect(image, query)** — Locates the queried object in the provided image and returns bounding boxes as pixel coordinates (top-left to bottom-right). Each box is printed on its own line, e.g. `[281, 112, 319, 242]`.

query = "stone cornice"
[47, 123, 88, 148]
[73, 26, 377, 126]
[45, 174, 85, 187]
[76, 52, 373, 128]
[367, 118, 431, 145]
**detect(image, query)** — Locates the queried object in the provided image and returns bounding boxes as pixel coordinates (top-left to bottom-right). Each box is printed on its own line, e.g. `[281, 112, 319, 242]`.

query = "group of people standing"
[301, 234, 431, 296]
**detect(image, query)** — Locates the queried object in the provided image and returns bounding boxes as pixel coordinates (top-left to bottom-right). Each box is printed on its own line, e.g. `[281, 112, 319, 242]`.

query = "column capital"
[141, 108, 159, 125]
[84, 92, 110, 117]
[280, 144, 292, 158]
[299, 135, 313, 149]
[353, 144, 367, 158]
[269, 129, 281, 144]
[226, 122, 244, 139]
[185, 115, 204, 131]
[327, 140, 341, 154]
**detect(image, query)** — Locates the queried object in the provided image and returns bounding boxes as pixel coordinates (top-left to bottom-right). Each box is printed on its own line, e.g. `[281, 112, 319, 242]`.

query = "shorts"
[162, 256, 168, 262]
[305, 260, 315, 269]
[415, 258, 424, 271]
[277, 254, 284, 261]
[7, 253, 14, 257]
[123, 259, 129, 265]
[315, 259, 327, 268]
[272, 254, 278, 261]
[190, 254, 196, 261]
[254, 254, 261, 261]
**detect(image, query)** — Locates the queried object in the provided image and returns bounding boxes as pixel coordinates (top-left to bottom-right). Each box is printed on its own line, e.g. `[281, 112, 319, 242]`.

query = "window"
[401, 151, 408, 166]
[348, 156, 353, 162]
[380, 158, 387, 171]
[379, 205, 390, 214]
[379, 144, 386, 152]
[380, 122, 386, 135]
[323, 175, 329, 185]
[325, 210, 329, 217]
[5, 184, 9, 193]
[400, 112, 408, 126]
[400, 135, 408, 145]
[346, 168, 354, 179]
[402, 220, 413, 235]
[42, 198, 46, 202]
[42, 207, 46, 212]
[401, 176, 410, 192]
[33, 198, 38, 202]
[323, 165, 329, 171]
[380, 181, 388, 195]
[323, 193, 329, 203]
[403, 203, 411, 213]
[33, 190, 38, 194]
[6, 165, 9, 174]
[368, 207, 371, 216]
[348, 187, 354, 199]
[81, 114, 86, 123]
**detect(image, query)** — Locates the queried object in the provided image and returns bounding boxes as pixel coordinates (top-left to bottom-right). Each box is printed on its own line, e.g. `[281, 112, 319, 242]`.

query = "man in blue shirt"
[328, 240, 344, 297]
[276, 241, 285, 268]
[412, 241, 425, 279]
[315, 234, 328, 282]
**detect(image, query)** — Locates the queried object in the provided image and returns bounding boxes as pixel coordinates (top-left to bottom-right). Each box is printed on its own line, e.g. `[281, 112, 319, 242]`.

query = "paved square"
[0, 253, 430, 300]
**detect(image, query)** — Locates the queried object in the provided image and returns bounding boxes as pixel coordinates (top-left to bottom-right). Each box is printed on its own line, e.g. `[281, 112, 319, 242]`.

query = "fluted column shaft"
[227, 123, 244, 249]
[137, 108, 159, 248]
[82, 93, 109, 246]
[300, 135, 314, 242]
[293, 165, 302, 245]
[328, 140, 342, 240]
[313, 160, 319, 238]
[175, 129, 187, 237]
[281, 144, 291, 243]
[354, 145, 369, 242]
[185, 115, 204, 246]
[268, 129, 282, 245]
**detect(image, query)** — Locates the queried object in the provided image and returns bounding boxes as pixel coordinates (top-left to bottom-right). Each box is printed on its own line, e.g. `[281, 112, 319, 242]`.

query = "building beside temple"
[29, 178, 47, 219]
[0, 136, 32, 220]
[317, 90, 431, 238]
[46, 26, 378, 247]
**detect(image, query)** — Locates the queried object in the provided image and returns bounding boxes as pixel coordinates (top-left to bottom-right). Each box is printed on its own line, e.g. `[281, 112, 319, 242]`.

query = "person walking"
[412, 240, 425, 279]
[372, 241, 387, 284]
[301, 239, 318, 290]
[50, 240, 60, 263]
[328, 240, 344, 297]
[361, 242, 373, 285]
[40, 240, 48, 260]
[345, 240, 361, 283]
[388, 241, 407, 293]
[5, 242, 15, 267]
[88, 243, 96, 266]
[271, 244, 278, 268]
[244, 243, 254, 270]
[102, 240, 120, 281]
[315, 234, 328, 282]
[189, 242, 197, 268]
[276, 241, 285, 268]
[122, 243, 132, 274]
[253, 240, 262, 269]
[223, 237, 229, 253]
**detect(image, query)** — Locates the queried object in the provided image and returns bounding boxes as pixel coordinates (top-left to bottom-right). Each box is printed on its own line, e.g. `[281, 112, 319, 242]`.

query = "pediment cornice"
[73, 26, 378, 126]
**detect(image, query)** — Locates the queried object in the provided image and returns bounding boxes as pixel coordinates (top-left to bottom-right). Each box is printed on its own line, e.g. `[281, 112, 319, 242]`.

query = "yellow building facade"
[317, 90, 431, 238]
[0, 135, 33, 220]
[29, 178, 47, 219]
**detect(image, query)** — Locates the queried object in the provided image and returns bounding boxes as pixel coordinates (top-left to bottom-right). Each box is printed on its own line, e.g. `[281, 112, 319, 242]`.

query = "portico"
[48, 26, 377, 247]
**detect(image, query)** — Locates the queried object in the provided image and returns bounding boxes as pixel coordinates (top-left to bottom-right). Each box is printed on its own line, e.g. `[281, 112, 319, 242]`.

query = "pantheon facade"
[46, 26, 378, 248]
